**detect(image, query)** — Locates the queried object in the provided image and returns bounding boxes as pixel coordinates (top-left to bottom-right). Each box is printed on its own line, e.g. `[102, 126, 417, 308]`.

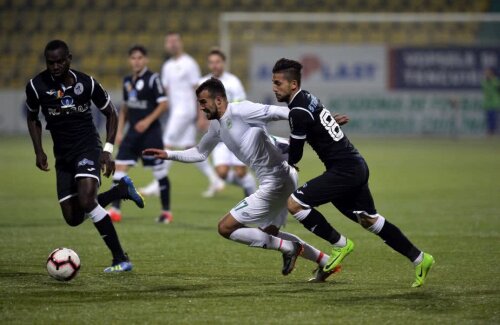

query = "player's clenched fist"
[36, 152, 50, 171]
[142, 148, 168, 160]
[100, 151, 115, 177]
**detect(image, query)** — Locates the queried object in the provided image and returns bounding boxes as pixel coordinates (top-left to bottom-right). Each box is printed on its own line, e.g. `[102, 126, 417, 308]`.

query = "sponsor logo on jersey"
[135, 79, 144, 91]
[46, 89, 64, 99]
[78, 158, 95, 167]
[226, 118, 232, 129]
[61, 96, 75, 109]
[74, 82, 84, 95]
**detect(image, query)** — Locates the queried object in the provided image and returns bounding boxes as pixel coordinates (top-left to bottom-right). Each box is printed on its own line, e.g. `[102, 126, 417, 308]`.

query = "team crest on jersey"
[77, 158, 95, 167]
[135, 79, 144, 91]
[74, 82, 84, 95]
[226, 118, 232, 129]
[61, 96, 75, 109]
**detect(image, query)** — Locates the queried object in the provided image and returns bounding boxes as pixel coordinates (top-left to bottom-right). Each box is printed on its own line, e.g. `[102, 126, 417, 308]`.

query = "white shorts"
[212, 143, 246, 167]
[163, 114, 197, 148]
[230, 165, 298, 228]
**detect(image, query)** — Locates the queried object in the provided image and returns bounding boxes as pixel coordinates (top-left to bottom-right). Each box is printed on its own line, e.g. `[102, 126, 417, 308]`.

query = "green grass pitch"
[0, 136, 499, 324]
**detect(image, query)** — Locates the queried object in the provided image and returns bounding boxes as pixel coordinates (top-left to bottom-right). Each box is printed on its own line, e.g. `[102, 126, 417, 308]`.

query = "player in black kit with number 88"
[25, 40, 145, 273]
[272, 58, 434, 288]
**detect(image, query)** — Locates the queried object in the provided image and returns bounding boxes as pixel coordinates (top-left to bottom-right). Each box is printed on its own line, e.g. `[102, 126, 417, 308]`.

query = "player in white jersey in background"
[139, 33, 223, 216]
[143, 78, 345, 281]
[199, 49, 256, 197]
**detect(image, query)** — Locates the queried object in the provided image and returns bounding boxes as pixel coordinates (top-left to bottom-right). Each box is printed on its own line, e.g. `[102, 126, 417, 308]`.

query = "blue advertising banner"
[389, 47, 500, 90]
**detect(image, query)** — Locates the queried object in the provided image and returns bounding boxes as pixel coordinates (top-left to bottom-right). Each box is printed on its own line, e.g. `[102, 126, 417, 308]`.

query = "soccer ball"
[46, 248, 81, 281]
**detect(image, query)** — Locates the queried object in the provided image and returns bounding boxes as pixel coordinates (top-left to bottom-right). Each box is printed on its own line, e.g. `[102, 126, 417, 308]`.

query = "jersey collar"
[288, 88, 302, 106]
[138, 67, 148, 78]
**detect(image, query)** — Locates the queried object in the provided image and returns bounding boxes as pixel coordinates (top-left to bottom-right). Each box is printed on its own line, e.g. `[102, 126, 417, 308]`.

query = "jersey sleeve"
[91, 77, 111, 110]
[25, 80, 40, 113]
[122, 79, 128, 102]
[289, 107, 314, 140]
[238, 102, 289, 125]
[231, 76, 246, 102]
[187, 59, 201, 87]
[161, 62, 169, 90]
[149, 73, 167, 103]
[166, 122, 220, 162]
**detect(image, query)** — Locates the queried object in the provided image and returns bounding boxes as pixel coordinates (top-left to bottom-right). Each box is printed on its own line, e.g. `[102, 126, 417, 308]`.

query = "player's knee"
[215, 166, 229, 180]
[354, 211, 380, 229]
[234, 166, 247, 178]
[287, 196, 303, 214]
[217, 220, 232, 239]
[62, 211, 84, 227]
[261, 225, 279, 236]
[78, 195, 97, 213]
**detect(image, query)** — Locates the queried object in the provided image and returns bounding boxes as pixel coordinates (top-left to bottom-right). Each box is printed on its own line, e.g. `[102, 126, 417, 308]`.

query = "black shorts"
[116, 126, 164, 167]
[291, 158, 377, 222]
[55, 149, 101, 202]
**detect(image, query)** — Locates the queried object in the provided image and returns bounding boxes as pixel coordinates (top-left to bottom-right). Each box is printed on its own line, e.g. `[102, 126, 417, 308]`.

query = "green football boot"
[412, 253, 435, 288]
[323, 238, 354, 272]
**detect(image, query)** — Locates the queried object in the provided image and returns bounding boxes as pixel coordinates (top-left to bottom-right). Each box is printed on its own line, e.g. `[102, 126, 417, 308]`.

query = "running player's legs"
[212, 143, 255, 196]
[162, 113, 221, 197]
[287, 166, 365, 271]
[217, 173, 303, 274]
[111, 132, 138, 219]
[56, 163, 85, 226]
[163, 113, 197, 148]
[141, 128, 172, 222]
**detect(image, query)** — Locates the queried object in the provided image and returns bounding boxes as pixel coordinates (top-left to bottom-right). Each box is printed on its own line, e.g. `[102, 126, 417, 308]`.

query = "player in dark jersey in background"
[26, 40, 145, 273]
[272, 58, 434, 288]
[108, 45, 171, 223]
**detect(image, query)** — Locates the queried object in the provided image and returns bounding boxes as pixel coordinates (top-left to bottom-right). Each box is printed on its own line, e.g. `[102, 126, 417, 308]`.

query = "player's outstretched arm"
[26, 111, 49, 172]
[99, 102, 118, 177]
[142, 148, 168, 160]
[143, 125, 219, 163]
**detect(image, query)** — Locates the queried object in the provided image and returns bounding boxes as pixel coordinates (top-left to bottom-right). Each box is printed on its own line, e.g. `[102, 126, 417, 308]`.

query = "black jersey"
[288, 90, 361, 169]
[25, 69, 110, 160]
[123, 68, 166, 127]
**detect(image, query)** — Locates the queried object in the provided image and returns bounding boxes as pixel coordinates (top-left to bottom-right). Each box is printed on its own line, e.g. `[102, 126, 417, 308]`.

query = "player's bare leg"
[59, 177, 131, 272]
[218, 213, 303, 275]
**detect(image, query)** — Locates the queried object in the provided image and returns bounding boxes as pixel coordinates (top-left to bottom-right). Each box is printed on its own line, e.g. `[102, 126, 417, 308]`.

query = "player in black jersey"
[26, 40, 145, 273]
[272, 58, 435, 287]
[108, 45, 171, 224]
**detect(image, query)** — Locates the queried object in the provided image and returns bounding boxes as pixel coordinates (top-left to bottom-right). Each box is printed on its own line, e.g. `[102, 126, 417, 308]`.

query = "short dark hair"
[208, 48, 226, 61]
[166, 31, 181, 38]
[44, 40, 70, 57]
[128, 44, 148, 56]
[196, 77, 227, 99]
[272, 58, 302, 86]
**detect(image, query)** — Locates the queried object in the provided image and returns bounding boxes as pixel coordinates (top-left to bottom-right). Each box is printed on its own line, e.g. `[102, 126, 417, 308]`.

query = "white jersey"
[199, 72, 246, 102]
[161, 53, 200, 118]
[166, 101, 289, 181]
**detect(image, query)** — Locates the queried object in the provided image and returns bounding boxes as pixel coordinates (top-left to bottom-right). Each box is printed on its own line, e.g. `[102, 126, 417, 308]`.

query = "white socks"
[112, 170, 127, 182]
[333, 235, 347, 248]
[278, 231, 329, 267]
[195, 160, 219, 184]
[237, 173, 257, 195]
[226, 170, 257, 195]
[86, 204, 108, 223]
[367, 215, 386, 234]
[412, 251, 424, 266]
[229, 228, 294, 253]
